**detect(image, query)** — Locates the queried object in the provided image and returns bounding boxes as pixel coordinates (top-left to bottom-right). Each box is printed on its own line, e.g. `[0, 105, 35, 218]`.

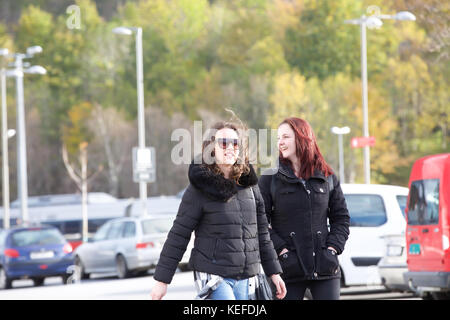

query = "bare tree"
[61, 142, 103, 242]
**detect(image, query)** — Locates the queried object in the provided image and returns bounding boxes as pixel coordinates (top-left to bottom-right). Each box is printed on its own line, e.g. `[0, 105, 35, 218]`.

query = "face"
[278, 123, 297, 161]
[214, 128, 240, 165]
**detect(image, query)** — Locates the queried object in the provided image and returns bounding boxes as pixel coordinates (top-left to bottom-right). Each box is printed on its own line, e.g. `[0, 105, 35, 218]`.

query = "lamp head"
[366, 16, 383, 29]
[395, 11, 416, 21]
[26, 46, 43, 56]
[24, 65, 47, 75]
[112, 27, 133, 36]
[0, 48, 9, 56]
[331, 126, 351, 135]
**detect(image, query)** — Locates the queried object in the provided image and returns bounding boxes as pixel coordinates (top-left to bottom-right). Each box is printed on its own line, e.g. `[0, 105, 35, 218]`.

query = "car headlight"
[386, 245, 403, 256]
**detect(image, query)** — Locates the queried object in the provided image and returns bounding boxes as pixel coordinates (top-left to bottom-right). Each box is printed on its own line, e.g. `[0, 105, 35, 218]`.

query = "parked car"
[377, 233, 411, 292]
[74, 215, 193, 279]
[338, 183, 409, 287]
[0, 224, 74, 289]
[403, 153, 450, 300]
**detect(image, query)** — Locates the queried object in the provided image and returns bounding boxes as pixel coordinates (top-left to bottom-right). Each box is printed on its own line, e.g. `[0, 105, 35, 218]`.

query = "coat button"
[283, 254, 288, 259]
[314, 272, 318, 277]
[290, 232, 296, 237]
[312, 252, 315, 257]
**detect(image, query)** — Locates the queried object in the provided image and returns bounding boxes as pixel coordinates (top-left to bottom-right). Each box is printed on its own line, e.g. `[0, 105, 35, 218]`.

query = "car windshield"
[11, 228, 66, 247]
[344, 194, 387, 227]
[396, 195, 407, 218]
[141, 218, 174, 235]
[407, 179, 440, 225]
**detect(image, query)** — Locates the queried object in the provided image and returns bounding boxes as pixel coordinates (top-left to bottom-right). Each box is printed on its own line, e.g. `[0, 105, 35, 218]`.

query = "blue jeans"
[209, 278, 249, 300]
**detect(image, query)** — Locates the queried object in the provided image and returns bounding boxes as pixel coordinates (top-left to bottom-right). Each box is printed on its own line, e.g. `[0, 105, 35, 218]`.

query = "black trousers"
[284, 278, 340, 300]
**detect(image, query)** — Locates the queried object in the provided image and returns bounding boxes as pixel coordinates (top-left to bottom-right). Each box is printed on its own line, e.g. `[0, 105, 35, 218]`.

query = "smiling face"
[214, 128, 240, 165]
[277, 123, 297, 161]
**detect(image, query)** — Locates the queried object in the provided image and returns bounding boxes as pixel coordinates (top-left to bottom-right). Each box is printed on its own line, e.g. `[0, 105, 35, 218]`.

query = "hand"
[270, 274, 287, 300]
[151, 281, 168, 300]
[279, 248, 289, 256]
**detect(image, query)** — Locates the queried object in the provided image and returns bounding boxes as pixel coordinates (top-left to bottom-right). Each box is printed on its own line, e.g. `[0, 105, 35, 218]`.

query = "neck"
[217, 164, 232, 179]
[288, 157, 301, 178]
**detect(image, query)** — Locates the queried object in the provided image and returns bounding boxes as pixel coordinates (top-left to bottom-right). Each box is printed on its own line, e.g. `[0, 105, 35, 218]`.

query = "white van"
[338, 184, 408, 287]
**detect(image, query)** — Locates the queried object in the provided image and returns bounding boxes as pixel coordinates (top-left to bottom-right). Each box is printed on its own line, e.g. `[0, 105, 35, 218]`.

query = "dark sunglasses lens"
[218, 138, 238, 149]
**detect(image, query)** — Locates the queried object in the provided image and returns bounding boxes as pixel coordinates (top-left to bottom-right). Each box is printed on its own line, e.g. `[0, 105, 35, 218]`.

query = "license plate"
[409, 243, 421, 255]
[30, 251, 54, 260]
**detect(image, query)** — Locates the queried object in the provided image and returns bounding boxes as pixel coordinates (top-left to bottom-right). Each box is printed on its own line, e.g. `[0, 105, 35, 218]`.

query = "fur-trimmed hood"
[188, 162, 258, 202]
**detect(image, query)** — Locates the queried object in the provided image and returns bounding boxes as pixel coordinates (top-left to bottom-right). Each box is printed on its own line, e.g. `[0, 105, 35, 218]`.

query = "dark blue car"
[0, 224, 74, 289]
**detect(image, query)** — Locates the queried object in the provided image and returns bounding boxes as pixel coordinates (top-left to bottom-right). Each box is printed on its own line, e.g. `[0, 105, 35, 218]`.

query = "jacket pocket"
[278, 250, 305, 279]
[316, 233, 339, 276]
[311, 181, 329, 205]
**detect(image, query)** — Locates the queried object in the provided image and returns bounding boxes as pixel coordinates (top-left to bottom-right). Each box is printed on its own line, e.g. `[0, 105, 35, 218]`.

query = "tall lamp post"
[1, 48, 10, 228]
[6, 46, 46, 224]
[331, 126, 351, 184]
[345, 9, 416, 184]
[113, 26, 148, 216]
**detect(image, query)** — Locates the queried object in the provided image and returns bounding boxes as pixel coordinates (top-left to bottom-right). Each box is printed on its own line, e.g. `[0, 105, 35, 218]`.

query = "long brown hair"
[279, 117, 333, 179]
[201, 121, 251, 184]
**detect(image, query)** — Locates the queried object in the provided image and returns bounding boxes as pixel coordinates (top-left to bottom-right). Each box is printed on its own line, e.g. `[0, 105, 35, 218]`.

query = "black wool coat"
[258, 161, 350, 282]
[153, 163, 282, 284]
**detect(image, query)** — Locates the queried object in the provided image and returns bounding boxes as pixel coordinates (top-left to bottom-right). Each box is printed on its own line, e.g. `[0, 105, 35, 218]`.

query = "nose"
[225, 143, 235, 150]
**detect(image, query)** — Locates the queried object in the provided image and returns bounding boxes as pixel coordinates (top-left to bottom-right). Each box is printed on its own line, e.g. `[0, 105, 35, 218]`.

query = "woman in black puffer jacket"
[259, 117, 350, 300]
[151, 121, 286, 300]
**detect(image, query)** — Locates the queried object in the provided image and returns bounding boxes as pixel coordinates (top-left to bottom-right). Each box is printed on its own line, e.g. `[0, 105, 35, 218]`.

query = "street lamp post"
[331, 126, 351, 184]
[113, 26, 148, 216]
[7, 47, 46, 224]
[1, 48, 10, 228]
[345, 9, 416, 184]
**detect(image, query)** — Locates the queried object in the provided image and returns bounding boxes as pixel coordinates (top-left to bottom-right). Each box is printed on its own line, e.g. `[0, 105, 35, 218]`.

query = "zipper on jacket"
[300, 179, 317, 279]
[212, 238, 218, 263]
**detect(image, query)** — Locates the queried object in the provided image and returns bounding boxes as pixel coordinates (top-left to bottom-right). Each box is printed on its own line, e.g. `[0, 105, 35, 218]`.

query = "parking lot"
[0, 269, 420, 300]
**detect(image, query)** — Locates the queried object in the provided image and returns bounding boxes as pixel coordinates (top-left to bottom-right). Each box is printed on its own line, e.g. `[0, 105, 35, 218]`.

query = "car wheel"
[32, 278, 45, 287]
[75, 256, 90, 280]
[339, 266, 346, 288]
[0, 267, 13, 290]
[431, 292, 450, 300]
[116, 254, 130, 279]
[132, 269, 150, 277]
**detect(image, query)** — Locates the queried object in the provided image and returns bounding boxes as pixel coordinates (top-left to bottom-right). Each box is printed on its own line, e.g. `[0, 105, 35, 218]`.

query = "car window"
[93, 222, 111, 242]
[407, 179, 440, 225]
[64, 220, 81, 235]
[106, 222, 124, 240]
[89, 219, 109, 233]
[0, 230, 5, 247]
[396, 195, 407, 218]
[141, 218, 174, 235]
[10, 228, 66, 247]
[344, 194, 387, 227]
[122, 222, 136, 238]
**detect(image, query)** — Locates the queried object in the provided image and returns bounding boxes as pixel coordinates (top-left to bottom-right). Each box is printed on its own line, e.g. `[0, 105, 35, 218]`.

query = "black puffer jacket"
[258, 161, 350, 283]
[153, 163, 282, 284]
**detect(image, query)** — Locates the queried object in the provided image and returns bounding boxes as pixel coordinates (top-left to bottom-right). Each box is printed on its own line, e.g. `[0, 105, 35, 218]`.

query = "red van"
[403, 153, 450, 300]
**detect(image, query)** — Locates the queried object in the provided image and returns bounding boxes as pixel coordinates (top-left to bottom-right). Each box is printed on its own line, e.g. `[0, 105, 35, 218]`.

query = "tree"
[61, 102, 102, 242]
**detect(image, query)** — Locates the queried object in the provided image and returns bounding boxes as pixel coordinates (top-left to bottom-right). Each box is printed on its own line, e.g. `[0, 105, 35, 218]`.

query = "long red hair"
[279, 117, 333, 179]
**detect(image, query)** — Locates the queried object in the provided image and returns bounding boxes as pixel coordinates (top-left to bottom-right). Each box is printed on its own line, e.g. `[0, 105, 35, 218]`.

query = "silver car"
[377, 233, 411, 292]
[74, 215, 192, 279]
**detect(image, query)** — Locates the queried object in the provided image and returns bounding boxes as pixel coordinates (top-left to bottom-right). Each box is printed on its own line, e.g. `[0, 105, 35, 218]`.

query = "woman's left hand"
[270, 274, 287, 300]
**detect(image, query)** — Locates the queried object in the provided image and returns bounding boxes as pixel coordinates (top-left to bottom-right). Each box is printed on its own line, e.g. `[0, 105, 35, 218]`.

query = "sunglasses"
[216, 138, 239, 149]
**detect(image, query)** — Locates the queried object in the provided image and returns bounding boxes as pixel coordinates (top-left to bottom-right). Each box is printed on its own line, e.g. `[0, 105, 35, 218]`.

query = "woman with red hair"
[258, 117, 350, 300]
